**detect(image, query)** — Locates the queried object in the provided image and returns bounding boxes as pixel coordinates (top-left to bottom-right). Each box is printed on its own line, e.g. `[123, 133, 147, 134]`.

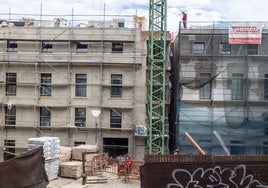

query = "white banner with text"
[229, 22, 262, 44]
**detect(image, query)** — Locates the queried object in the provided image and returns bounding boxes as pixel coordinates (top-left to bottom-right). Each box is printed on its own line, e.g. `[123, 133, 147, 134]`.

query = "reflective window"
[75, 74, 87, 97]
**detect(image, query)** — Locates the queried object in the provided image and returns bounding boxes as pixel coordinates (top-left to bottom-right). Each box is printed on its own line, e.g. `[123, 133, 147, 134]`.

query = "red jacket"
[126, 156, 133, 168]
[182, 13, 187, 21]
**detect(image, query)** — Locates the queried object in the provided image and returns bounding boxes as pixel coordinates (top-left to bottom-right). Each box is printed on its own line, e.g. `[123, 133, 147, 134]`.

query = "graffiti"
[167, 164, 268, 188]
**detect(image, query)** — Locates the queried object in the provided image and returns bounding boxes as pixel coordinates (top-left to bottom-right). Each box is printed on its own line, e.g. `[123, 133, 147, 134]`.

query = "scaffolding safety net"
[175, 21, 268, 155]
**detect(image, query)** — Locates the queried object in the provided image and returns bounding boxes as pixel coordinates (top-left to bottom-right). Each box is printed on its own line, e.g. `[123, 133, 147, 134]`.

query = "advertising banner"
[229, 22, 262, 44]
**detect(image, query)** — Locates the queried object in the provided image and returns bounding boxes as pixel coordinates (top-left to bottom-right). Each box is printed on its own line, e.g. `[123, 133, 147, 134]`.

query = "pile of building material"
[71, 145, 97, 161]
[28, 137, 60, 181]
[59, 145, 98, 179]
[60, 161, 83, 179]
[59, 146, 72, 163]
[28, 142, 99, 180]
[45, 159, 60, 181]
[28, 137, 60, 160]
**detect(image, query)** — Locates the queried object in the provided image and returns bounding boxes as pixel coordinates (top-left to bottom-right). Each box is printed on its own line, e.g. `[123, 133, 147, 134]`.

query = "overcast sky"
[2, 0, 268, 32]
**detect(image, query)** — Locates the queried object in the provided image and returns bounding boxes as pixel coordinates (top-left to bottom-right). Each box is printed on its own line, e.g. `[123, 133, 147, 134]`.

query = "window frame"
[264, 74, 268, 100]
[193, 42, 205, 54]
[75, 108, 86, 127]
[231, 73, 244, 100]
[75, 74, 87, 97]
[263, 141, 268, 155]
[110, 108, 122, 129]
[265, 127, 268, 135]
[74, 141, 86, 147]
[42, 41, 53, 52]
[220, 42, 231, 54]
[7, 40, 18, 52]
[199, 73, 211, 99]
[5, 106, 16, 127]
[230, 140, 245, 155]
[76, 42, 88, 53]
[40, 107, 51, 127]
[111, 74, 122, 97]
[247, 44, 258, 55]
[198, 139, 212, 154]
[112, 42, 123, 53]
[40, 73, 52, 96]
[6, 73, 17, 96]
[4, 140, 15, 160]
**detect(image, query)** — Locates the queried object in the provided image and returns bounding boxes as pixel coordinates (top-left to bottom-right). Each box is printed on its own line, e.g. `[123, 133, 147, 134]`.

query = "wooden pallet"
[85, 176, 108, 184]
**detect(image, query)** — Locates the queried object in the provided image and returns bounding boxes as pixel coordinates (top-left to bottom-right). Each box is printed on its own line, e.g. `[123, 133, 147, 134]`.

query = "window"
[200, 73, 211, 99]
[247, 44, 258, 55]
[110, 108, 122, 129]
[118, 21, 124, 28]
[76, 42, 88, 52]
[75, 108, 86, 127]
[198, 140, 212, 154]
[265, 127, 268, 135]
[220, 42, 231, 54]
[7, 41, 17, 52]
[193, 42, 205, 54]
[40, 73, 52, 96]
[6, 73, 17, 95]
[230, 140, 245, 155]
[40, 107, 51, 127]
[263, 142, 268, 155]
[231, 73, 243, 100]
[74, 141, 85, 147]
[4, 140, 15, 161]
[264, 74, 268, 99]
[5, 106, 16, 127]
[112, 42, 123, 53]
[42, 41, 52, 52]
[75, 74, 87, 97]
[111, 74, 122, 97]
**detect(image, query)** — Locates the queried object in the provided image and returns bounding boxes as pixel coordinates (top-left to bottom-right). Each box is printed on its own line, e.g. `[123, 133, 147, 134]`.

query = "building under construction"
[172, 21, 268, 155]
[0, 14, 148, 161]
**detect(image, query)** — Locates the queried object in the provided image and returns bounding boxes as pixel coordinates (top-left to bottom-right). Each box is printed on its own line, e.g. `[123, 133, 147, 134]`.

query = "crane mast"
[147, 0, 167, 155]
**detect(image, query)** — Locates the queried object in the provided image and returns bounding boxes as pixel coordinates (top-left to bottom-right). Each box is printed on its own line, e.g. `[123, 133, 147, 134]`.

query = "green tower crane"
[147, 0, 167, 155]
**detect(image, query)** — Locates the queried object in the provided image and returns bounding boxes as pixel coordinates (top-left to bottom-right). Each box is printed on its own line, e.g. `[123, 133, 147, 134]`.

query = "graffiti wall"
[140, 155, 268, 188]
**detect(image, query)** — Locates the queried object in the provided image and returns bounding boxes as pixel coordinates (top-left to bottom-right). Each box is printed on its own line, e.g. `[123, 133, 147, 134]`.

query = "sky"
[2, 0, 268, 32]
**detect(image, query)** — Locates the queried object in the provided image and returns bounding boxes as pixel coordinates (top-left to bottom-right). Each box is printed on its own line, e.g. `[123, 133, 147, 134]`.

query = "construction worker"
[182, 11, 187, 29]
[125, 155, 133, 175]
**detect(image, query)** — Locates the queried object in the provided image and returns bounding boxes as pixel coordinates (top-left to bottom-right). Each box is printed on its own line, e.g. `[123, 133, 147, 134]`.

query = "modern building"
[0, 16, 148, 161]
[173, 21, 268, 155]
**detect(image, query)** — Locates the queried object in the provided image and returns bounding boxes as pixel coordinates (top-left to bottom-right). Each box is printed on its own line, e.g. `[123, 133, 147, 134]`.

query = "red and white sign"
[229, 22, 262, 44]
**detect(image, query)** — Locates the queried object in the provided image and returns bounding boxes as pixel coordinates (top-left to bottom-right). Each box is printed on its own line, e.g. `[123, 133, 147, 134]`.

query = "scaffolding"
[0, 12, 147, 161]
[175, 21, 268, 155]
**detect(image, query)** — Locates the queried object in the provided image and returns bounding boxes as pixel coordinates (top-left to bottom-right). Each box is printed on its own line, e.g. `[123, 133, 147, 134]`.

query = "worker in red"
[125, 155, 133, 175]
[182, 11, 187, 29]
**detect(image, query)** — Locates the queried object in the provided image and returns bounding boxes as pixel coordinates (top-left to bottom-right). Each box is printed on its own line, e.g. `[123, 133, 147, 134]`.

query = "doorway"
[103, 137, 128, 158]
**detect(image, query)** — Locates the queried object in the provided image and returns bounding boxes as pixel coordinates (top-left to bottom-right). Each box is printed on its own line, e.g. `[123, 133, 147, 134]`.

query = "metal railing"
[0, 13, 139, 29]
